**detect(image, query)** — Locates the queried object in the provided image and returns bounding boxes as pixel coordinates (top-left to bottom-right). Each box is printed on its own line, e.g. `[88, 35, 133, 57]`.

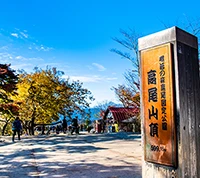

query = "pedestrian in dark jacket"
[62, 118, 67, 134]
[71, 116, 79, 135]
[12, 117, 22, 142]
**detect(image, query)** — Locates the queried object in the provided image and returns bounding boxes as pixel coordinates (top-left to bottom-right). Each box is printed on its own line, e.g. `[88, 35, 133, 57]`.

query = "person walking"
[12, 117, 22, 142]
[71, 116, 79, 135]
[62, 118, 67, 134]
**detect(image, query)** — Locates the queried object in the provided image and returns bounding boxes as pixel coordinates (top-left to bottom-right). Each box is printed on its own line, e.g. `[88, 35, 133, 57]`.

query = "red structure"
[103, 107, 139, 121]
[103, 106, 140, 132]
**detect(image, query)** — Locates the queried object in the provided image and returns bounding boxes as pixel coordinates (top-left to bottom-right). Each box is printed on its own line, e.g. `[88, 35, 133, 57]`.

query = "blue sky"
[0, 0, 199, 106]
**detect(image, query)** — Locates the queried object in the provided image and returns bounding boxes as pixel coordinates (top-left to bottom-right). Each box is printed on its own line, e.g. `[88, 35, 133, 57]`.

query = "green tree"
[0, 64, 19, 135]
[16, 66, 94, 135]
[58, 80, 94, 122]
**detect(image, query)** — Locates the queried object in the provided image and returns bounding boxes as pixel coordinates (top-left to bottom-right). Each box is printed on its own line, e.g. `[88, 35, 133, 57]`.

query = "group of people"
[95, 120, 119, 133]
[49, 117, 80, 135]
[11, 116, 80, 142]
[61, 116, 79, 135]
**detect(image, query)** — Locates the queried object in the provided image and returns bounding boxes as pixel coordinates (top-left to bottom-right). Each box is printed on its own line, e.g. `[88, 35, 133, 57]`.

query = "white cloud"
[106, 77, 118, 80]
[15, 55, 43, 61]
[69, 75, 102, 83]
[0, 52, 43, 64]
[11, 63, 33, 71]
[0, 46, 9, 51]
[6, 28, 53, 52]
[20, 32, 28, 39]
[36, 45, 53, 52]
[15, 56, 23, 60]
[0, 52, 13, 60]
[11, 29, 29, 39]
[65, 75, 118, 83]
[92, 63, 106, 71]
[11, 33, 19, 38]
[0, 53, 36, 71]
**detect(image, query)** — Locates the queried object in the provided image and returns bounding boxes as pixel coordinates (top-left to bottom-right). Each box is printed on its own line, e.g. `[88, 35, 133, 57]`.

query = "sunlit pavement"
[0, 132, 142, 178]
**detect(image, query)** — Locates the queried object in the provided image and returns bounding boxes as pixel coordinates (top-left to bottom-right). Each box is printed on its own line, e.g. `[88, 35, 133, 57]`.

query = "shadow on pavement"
[35, 162, 142, 178]
[80, 132, 141, 144]
[0, 133, 142, 178]
[0, 160, 141, 178]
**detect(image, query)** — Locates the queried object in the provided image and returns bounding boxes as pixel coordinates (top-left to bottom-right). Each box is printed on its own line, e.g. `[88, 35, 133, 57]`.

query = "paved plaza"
[0, 132, 142, 178]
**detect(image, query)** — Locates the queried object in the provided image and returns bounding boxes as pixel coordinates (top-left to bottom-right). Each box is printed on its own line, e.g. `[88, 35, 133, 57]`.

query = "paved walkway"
[0, 132, 142, 178]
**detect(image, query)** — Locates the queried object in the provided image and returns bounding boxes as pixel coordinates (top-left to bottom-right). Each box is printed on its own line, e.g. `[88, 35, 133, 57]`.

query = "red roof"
[104, 106, 139, 122]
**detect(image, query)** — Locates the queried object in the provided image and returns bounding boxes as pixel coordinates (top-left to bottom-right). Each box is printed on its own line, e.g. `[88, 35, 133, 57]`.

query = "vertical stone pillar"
[139, 26, 200, 178]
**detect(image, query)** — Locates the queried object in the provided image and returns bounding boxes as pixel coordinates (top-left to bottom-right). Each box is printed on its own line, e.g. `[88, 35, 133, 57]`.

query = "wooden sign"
[141, 43, 176, 166]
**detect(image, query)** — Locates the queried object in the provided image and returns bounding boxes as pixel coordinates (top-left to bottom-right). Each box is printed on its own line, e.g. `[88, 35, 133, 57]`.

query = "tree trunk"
[2, 122, 8, 136]
[28, 121, 31, 135]
[23, 121, 29, 135]
[30, 117, 35, 135]
[42, 124, 45, 135]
